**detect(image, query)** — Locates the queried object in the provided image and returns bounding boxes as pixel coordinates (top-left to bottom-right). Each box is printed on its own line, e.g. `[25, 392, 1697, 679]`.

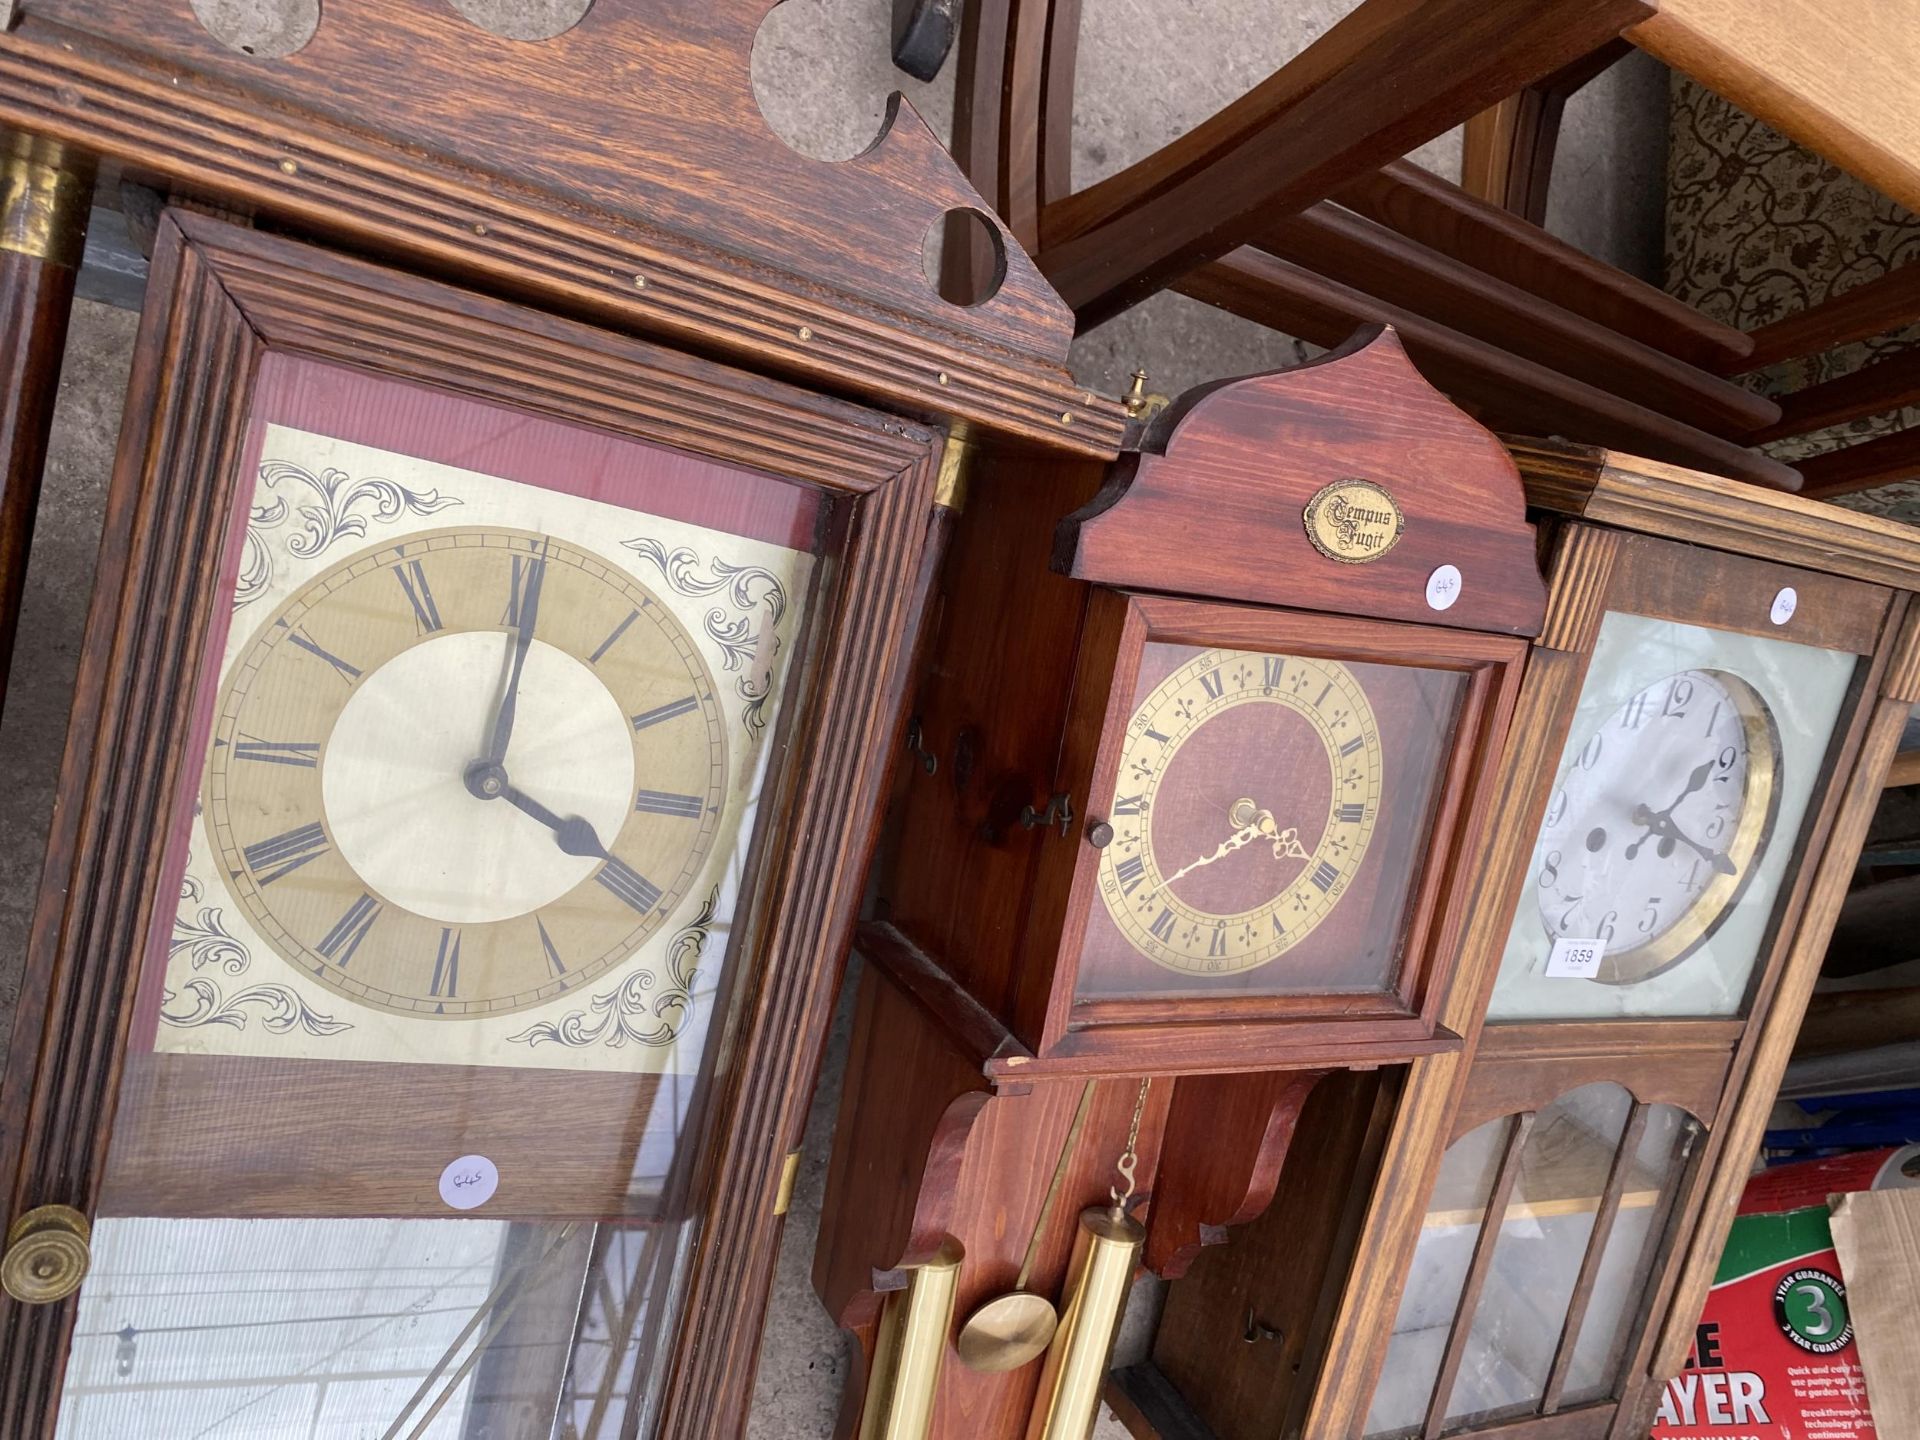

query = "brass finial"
[1122, 369, 1169, 421]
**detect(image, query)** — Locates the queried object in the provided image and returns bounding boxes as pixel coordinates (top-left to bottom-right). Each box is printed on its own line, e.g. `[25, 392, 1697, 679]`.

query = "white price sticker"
[439, 1154, 500, 1211]
[1770, 586, 1798, 625]
[1543, 936, 1604, 979]
[1426, 564, 1462, 612]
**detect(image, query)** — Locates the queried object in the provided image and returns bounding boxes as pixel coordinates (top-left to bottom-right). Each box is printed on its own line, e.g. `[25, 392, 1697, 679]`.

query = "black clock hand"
[1624, 760, 1718, 857]
[1627, 804, 1737, 874]
[497, 780, 613, 860]
[483, 535, 550, 766]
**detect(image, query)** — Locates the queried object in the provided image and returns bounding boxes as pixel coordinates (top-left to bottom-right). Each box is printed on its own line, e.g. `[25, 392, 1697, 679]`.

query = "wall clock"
[1305, 443, 1920, 1440]
[813, 330, 1550, 1439]
[0, 212, 948, 1440]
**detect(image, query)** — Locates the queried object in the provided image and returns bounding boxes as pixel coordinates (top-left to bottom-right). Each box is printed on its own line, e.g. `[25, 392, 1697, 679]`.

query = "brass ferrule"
[1, 134, 93, 268]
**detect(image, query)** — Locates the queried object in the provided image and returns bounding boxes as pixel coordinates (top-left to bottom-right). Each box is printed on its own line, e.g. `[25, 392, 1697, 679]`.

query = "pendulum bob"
[857, 1237, 966, 1440]
[1023, 1204, 1145, 1440]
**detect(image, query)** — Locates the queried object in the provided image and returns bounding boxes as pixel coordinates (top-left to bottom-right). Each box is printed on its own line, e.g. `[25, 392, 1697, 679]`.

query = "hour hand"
[497, 780, 613, 861]
[1627, 804, 1736, 874]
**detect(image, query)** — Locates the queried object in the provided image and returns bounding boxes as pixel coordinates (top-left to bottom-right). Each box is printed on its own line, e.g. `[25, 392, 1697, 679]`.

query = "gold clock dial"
[205, 526, 727, 1017]
[1097, 648, 1384, 975]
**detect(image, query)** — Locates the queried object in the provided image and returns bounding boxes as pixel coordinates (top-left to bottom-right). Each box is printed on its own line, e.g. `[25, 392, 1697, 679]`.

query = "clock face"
[1488, 610, 1860, 1022]
[1532, 668, 1781, 983]
[1097, 648, 1384, 975]
[206, 527, 728, 1017]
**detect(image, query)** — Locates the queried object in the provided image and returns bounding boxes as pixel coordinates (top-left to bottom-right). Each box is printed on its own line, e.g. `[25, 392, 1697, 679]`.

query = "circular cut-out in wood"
[190, 0, 320, 57]
[447, 0, 593, 40]
[751, 0, 896, 162]
[922, 208, 1006, 308]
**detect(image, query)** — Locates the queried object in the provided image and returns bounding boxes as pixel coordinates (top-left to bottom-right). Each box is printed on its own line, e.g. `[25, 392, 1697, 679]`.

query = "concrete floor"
[0, 3, 1669, 1436]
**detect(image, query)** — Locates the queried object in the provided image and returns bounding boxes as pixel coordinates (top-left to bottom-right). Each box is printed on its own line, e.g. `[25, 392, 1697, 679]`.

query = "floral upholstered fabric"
[1666, 75, 1920, 517]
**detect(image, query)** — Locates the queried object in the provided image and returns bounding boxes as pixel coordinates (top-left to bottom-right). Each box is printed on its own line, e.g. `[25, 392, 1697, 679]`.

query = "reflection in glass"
[1442, 1084, 1633, 1427]
[1366, 1087, 1699, 1438]
[57, 1213, 702, 1440]
[1489, 612, 1857, 1020]
[1363, 1116, 1513, 1438]
[1559, 1105, 1695, 1407]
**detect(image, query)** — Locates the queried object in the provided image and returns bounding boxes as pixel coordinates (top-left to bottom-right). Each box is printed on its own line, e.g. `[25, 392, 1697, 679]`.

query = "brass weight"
[1, 1204, 92, 1305]
[1022, 1203, 1145, 1440]
[857, 1237, 965, 1440]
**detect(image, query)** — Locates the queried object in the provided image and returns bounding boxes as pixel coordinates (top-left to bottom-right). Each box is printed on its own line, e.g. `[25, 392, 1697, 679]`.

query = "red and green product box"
[1647, 1148, 1911, 1439]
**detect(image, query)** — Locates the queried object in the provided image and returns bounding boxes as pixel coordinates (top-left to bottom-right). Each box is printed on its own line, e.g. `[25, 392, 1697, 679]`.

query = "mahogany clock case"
[1307, 459, 1920, 1440]
[815, 333, 1551, 1440]
[0, 211, 943, 1438]
[877, 331, 1547, 1080]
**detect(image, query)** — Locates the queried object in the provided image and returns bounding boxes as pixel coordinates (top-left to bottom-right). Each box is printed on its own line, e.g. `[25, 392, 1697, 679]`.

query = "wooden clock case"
[1300, 447, 1920, 1440]
[814, 329, 1549, 1437]
[0, 2, 1127, 1435]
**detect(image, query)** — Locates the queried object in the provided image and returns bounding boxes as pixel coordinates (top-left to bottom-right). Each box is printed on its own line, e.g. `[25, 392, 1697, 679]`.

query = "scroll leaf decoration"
[159, 978, 354, 1037]
[161, 875, 353, 1036]
[236, 460, 461, 607]
[508, 886, 719, 1051]
[621, 538, 788, 738]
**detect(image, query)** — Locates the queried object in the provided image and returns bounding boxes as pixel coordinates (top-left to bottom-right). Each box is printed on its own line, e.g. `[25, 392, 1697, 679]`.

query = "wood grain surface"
[1057, 329, 1548, 637]
[0, 2, 1122, 454]
[1173, 253, 1801, 490]
[1511, 438, 1920, 591]
[1034, 0, 1649, 325]
[0, 244, 83, 721]
[1337, 162, 1751, 373]
[1631, 0, 1920, 217]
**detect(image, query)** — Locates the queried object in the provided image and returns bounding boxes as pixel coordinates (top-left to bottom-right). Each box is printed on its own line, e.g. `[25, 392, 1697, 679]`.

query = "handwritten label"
[439, 1154, 500, 1211]
[1426, 564, 1462, 612]
[1543, 936, 1604, 979]
[1771, 586, 1798, 626]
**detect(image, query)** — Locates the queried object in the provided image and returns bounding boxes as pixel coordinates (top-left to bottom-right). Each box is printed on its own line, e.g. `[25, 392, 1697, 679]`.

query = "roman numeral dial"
[205, 525, 732, 1018]
[1095, 646, 1384, 977]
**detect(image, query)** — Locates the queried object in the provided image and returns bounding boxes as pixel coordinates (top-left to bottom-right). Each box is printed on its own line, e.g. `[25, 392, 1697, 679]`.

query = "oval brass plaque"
[1303, 478, 1405, 564]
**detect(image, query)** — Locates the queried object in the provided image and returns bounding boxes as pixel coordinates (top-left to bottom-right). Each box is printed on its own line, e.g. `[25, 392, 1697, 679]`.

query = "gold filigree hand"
[1162, 823, 1261, 886]
[1164, 799, 1307, 886]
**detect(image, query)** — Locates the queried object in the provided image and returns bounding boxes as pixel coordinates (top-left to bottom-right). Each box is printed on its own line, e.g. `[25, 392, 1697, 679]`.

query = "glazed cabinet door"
[0, 213, 940, 1439]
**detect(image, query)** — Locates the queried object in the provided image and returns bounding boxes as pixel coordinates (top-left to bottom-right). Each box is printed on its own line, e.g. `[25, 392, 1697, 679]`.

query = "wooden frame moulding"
[0, 0, 1124, 456]
[1009, 590, 1526, 1074]
[1305, 448, 1920, 1439]
[0, 208, 944, 1440]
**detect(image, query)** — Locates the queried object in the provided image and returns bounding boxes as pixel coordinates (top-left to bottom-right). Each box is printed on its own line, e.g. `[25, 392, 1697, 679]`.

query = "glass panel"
[1077, 643, 1465, 1002]
[1442, 1083, 1634, 1429]
[1489, 611, 1858, 1020]
[1363, 1116, 1514, 1439]
[1559, 1105, 1697, 1407]
[56, 353, 836, 1437]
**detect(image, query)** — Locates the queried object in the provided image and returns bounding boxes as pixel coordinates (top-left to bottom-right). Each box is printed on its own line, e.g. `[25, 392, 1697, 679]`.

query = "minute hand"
[484, 537, 550, 765]
[1162, 824, 1260, 886]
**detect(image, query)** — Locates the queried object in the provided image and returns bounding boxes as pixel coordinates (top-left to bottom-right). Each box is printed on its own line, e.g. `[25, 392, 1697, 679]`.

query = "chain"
[1110, 1077, 1152, 1207]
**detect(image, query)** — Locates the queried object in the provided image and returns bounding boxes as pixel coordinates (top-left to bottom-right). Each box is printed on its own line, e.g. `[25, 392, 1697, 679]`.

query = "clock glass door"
[1487, 611, 1859, 1021]
[50, 353, 838, 1438]
[1074, 635, 1468, 1005]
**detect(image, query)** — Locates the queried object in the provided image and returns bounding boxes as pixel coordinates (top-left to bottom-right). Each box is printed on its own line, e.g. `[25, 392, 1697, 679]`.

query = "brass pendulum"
[956, 1080, 1098, 1372]
[1023, 1079, 1151, 1440]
